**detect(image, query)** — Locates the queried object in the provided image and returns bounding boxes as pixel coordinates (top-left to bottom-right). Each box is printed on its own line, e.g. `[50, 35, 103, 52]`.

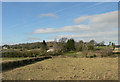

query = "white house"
[47, 47, 54, 52]
[113, 45, 120, 53]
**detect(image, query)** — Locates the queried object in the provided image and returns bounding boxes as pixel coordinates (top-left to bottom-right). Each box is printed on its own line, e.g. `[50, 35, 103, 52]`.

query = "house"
[47, 46, 61, 52]
[47, 39, 61, 52]
[113, 45, 120, 53]
[47, 47, 54, 52]
[2, 46, 8, 49]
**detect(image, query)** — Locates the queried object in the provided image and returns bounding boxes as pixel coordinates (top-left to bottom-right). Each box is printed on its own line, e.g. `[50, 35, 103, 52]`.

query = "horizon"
[1, 38, 115, 46]
[2, 2, 118, 45]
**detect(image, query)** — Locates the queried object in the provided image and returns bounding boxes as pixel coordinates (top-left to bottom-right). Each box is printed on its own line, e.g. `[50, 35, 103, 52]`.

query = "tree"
[87, 40, 95, 50]
[75, 40, 84, 51]
[43, 40, 47, 46]
[89, 40, 95, 45]
[78, 40, 84, 51]
[112, 42, 115, 50]
[97, 41, 105, 46]
[79, 40, 84, 44]
[59, 37, 67, 43]
[109, 41, 112, 46]
[66, 38, 75, 51]
[58, 37, 67, 52]
[41, 40, 47, 50]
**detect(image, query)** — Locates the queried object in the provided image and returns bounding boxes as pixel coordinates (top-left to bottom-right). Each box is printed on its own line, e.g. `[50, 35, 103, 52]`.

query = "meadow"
[2, 39, 119, 80]
[1, 58, 31, 63]
[2, 57, 118, 80]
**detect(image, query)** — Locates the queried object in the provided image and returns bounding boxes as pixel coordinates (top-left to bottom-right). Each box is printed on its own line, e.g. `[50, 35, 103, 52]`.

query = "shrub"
[82, 50, 97, 58]
[87, 44, 94, 50]
[100, 49, 113, 57]
[2, 50, 41, 58]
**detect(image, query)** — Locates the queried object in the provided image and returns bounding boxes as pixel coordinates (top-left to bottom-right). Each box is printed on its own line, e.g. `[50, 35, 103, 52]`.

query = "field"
[2, 57, 118, 80]
[1, 58, 32, 63]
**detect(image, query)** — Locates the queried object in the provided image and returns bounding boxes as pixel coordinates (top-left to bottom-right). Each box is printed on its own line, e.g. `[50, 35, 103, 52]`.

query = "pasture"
[1, 58, 31, 63]
[2, 57, 118, 80]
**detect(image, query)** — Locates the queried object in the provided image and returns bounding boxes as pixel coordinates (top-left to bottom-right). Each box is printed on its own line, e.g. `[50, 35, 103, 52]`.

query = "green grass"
[63, 51, 78, 56]
[95, 46, 113, 50]
[2, 57, 118, 80]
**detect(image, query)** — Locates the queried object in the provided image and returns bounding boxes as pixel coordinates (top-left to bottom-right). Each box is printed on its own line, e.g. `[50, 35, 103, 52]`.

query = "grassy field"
[2, 57, 118, 80]
[94, 46, 113, 50]
[1, 58, 32, 63]
[64, 51, 78, 56]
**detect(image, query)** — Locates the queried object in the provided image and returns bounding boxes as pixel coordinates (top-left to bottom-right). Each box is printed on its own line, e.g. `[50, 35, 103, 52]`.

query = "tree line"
[2, 38, 115, 58]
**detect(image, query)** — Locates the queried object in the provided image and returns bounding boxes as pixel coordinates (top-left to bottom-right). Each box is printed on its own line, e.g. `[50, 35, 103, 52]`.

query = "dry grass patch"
[2, 57, 118, 80]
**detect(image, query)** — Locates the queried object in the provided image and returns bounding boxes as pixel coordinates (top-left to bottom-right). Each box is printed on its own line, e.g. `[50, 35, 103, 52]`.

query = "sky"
[1, 0, 120, 2]
[2, 2, 118, 45]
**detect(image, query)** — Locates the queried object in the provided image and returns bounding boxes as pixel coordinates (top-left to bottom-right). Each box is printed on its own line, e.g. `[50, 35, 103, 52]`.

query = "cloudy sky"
[2, 2, 118, 45]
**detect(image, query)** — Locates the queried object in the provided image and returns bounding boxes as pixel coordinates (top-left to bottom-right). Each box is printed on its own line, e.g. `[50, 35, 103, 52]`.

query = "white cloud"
[32, 24, 90, 34]
[74, 11, 118, 29]
[30, 10, 118, 44]
[32, 11, 118, 34]
[58, 30, 117, 38]
[74, 15, 89, 24]
[90, 11, 117, 24]
[38, 13, 58, 18]
[57, 30, 118, 44]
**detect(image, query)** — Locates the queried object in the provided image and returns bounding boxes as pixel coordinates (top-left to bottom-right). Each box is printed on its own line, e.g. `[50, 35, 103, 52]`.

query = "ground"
[2, 57, 118, 80]
[1, 58, 32, 63]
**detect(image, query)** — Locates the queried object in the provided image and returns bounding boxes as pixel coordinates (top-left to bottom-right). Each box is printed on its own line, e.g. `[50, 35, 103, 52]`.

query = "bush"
[87, 44, 94, 50]
[82, 50, 97, 58]
[89, 54, 96, 58]
[2, 50, 41, 58]
[100, 49, 113, 57]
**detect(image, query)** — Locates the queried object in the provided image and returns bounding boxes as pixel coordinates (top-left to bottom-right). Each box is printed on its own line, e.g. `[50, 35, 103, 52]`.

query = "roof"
[115, 45, 120, 48]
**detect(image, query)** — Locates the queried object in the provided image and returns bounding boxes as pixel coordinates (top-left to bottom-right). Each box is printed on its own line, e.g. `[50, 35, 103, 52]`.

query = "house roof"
[115, 45, 120, 48]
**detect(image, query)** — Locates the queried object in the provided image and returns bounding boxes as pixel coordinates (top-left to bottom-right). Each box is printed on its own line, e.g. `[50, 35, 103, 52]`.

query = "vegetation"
[2, 42, 43, 50]
[2, 50, 41, 58]
[66, 39, 75, 51]
[2, 58, 118, 80]
[58, 37, 67, 52]
[2, 38, 117, 58]
[75, 40, 84, 51]
[100, 48, 117, 57]
[64, 51, 78, 56]
[41, 40, 48, 50]
[2, 38, 118, 80]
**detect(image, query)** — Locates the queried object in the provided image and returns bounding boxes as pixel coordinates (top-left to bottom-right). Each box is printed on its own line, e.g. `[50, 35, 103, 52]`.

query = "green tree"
[59, 37, 67, 43]
[78, 40, 84, 51]
[43, 40, 47, 46]
[41, 40, 48, 50]
[75, 40, 84, 51]
[87, 40, 95, 50]
[58, 37, 67, 52]
[109, 41, 112, 46]
[66, 38, 75, 51]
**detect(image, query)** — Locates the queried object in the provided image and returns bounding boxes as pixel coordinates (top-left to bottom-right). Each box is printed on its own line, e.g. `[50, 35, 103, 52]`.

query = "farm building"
[113, 45, 120, 53]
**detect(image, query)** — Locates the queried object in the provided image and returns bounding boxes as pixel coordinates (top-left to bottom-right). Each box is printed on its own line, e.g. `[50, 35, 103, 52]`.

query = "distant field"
[1, 58, 32, 63]
[2, 57, 118, 80]
[94, 46, 113, 50]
